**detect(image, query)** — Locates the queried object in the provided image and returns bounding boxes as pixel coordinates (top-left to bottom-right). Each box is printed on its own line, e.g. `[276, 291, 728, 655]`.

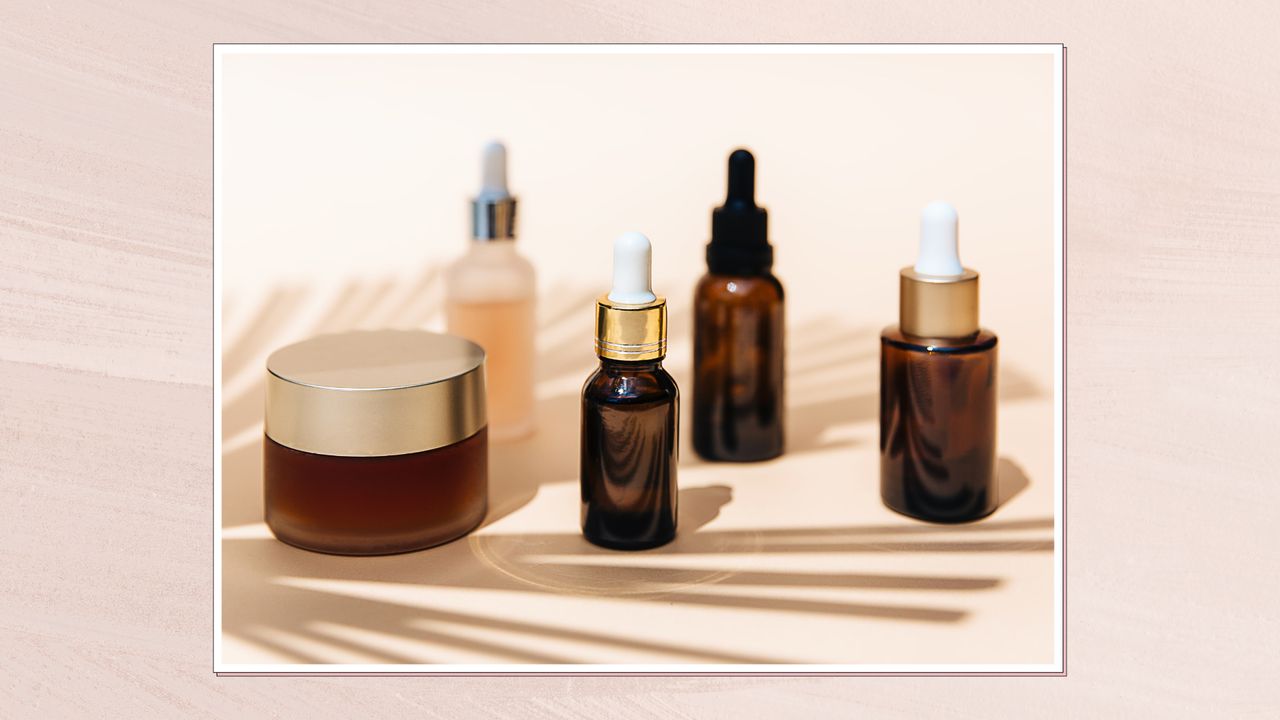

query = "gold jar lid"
[265, 329, 486, 457]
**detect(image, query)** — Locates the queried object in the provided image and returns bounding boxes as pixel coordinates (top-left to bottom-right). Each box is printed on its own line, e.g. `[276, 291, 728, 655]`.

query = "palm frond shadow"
[224, 477, 1050, 664]
[221, 272, 1051, 664]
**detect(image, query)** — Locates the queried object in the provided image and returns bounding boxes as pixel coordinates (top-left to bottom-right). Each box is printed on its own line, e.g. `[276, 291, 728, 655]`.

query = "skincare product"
[445, 141, 536, 441]
[692, 149, 785, 461]
[263, 329, 488, 554]
[580, 232, 679, 550]
[880, 202, 998, 522]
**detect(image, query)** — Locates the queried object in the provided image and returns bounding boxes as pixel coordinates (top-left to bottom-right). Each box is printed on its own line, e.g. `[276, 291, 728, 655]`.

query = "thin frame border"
[212, 42, 1067, 678]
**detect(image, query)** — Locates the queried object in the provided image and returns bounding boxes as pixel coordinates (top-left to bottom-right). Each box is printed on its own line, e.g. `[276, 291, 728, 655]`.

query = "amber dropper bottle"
[581, 232, 679, 550]
[692, 149, 785, 462]
[881, 202, 998, 522]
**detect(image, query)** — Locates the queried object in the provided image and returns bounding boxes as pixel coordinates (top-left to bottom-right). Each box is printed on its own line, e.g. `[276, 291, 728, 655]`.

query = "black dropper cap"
[707, 149, 772, 275]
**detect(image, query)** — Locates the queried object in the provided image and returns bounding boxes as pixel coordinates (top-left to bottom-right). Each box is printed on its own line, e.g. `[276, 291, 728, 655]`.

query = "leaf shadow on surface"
[220, 271, 1051, 664]
[223, 482, 1050, 664]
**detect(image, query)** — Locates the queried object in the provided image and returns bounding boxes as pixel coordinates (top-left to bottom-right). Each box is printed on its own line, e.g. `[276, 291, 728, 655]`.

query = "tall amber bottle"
[881, 202, 998, 522]
[693, 149, 785, 462]
[581, 232, 679, 550]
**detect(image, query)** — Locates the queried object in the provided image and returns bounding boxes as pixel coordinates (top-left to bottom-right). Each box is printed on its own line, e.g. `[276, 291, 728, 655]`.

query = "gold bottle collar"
[594, 294, 667, 361]
[899, 267, 980, 339]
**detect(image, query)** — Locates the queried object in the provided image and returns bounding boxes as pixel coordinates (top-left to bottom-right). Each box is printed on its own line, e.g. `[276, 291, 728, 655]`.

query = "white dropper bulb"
[478, 140, 510, 201]
[914, 201, 964, 276]
[608, 232, 657, 304]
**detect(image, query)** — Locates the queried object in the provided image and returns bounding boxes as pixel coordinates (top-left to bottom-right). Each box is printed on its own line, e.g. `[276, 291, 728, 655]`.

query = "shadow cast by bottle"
[220, 275, 1055, 663]
[222, 485, 797, 664]
[996, 457, 1032, 507]
[221, 482, 1052, 665]
[223, 564, 784, 665]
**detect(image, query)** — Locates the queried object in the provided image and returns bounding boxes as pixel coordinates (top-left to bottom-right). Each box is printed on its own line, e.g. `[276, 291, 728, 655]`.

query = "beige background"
[1, 0, 1277, 716]
[218, 49, 1058, 669]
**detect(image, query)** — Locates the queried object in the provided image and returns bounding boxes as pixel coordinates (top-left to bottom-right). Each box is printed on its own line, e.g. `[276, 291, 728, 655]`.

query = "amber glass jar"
[263, 330, 488, 555]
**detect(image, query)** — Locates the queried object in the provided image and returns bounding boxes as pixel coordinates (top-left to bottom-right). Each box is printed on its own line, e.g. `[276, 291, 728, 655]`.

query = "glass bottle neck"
[598, 357, 664, 373]
[469, 238, 518, 252]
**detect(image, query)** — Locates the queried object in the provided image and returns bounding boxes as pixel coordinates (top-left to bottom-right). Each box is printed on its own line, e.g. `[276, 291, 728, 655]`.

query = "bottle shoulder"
[695, 272, 784, 304]
[582, 362, 679, 404]
[652, 365, 680, 395]
[881, 325, 997, 353]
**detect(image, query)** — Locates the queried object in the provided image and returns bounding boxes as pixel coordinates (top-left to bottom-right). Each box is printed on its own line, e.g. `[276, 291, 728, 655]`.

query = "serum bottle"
[581, 232, 679, 550]
[445, 141, 536, 441]
[881, 202, 998, 522]
[692, 149, 785, 462]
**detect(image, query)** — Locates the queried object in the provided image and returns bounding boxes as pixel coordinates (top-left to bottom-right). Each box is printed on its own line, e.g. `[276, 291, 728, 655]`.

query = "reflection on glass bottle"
[881, 202, 998, 522]
[693, 149, 785, 462]
[581, 232, 679, 550]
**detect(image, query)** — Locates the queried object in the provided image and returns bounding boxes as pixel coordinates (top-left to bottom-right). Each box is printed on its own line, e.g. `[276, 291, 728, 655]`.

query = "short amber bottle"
[880, 203, 998, 523]
[692, 149, 785, 462]
[581, 357, 679, 550]
[580, 232, 679, 550]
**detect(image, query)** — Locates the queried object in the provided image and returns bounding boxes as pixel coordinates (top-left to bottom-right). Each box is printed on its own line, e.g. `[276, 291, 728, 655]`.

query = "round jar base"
[269, 511, 487, 556]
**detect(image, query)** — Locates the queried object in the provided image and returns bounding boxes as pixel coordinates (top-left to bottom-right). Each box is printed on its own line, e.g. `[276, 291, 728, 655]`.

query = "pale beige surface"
[218, 49, 1058, 668]
[222, 286, 1056, 667]
[1, 0, 1278, 717]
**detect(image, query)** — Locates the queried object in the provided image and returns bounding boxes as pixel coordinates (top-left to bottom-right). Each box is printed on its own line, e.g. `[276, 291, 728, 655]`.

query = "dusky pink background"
[1, 1, 1278, 717]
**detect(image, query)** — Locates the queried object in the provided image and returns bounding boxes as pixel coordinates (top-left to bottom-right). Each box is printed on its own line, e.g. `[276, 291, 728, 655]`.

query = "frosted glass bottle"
[446, 241, 536, 441]
[444, 142, 537, 441]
